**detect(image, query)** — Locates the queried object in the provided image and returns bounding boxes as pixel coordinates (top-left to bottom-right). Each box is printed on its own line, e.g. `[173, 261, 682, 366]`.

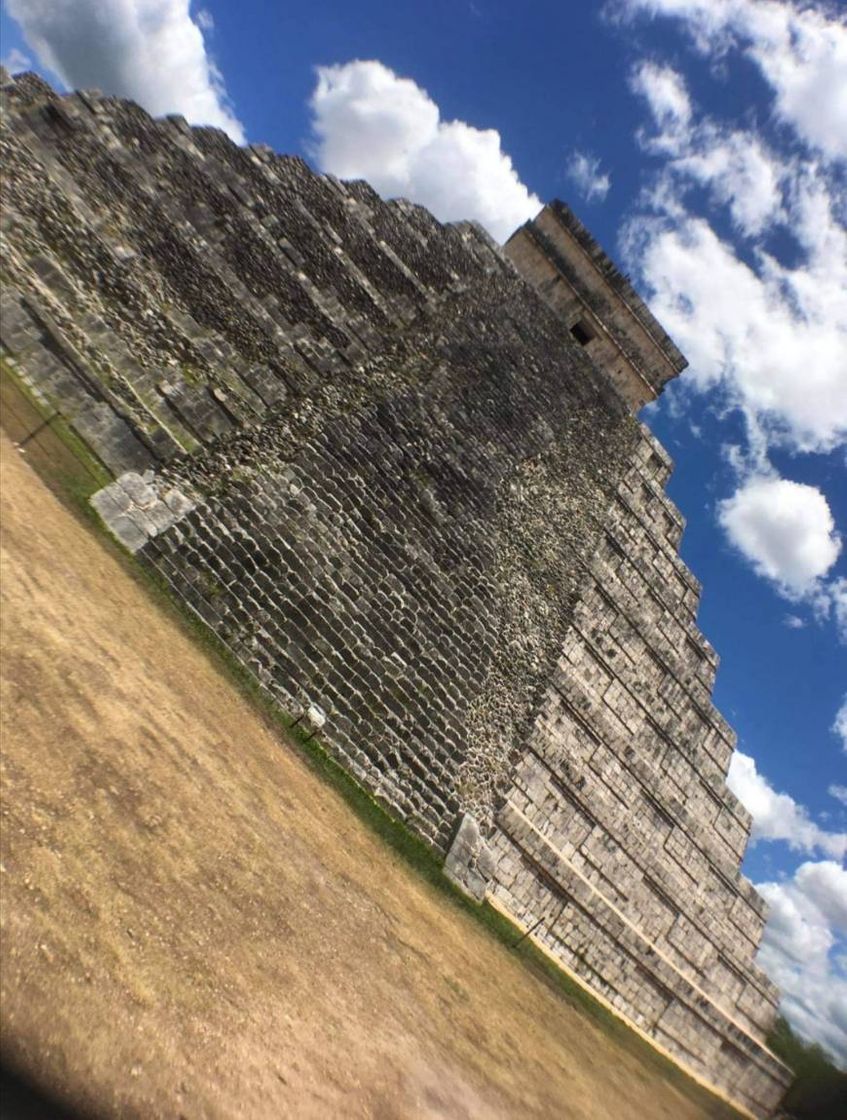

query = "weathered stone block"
[444, 813, 496, 902]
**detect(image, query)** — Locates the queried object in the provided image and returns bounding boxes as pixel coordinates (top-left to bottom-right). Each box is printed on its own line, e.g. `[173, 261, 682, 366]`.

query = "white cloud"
[727, 750, 847, 859]
[630, 61, 693, 151]
[827, 579, 847, 645]
[783, 614, 806, 629]
[632, 60, 788, 237]
[621, 0, 847, 163]
[622, 3, 847, 470]
[566, 150, 611, 203]
[5, 0, 244, 143]
[756, 860, 847, 1062]
[718, 475, 841, 596]
[623, 172, 847, 459]
[830, 784, 847, 807]
[1, 46, 32, 75]
[677, 129, 784, 237]
[309, 60, 541, 243]
[834, 696, 847, 752]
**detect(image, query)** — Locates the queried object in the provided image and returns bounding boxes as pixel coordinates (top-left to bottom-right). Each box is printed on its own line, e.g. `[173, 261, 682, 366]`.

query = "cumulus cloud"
[5, 0, 244, 142]
[566, 151, 611, 203]
[1, 46, 32, 75]
[309, 60, 541, 243]
[827, 579, 847, 645]
[756, 860, 847, 1062]
[834, 696, 847, 752]
[620, 0, 847, 163]
[727, 751, 847, 859]
[679, 129, 784, 237]
[623, 145, 847, 458]
[620, 3, 847, 514]
[718, 475, 841, 596]
[630, 60, 693, 151]
[632, 59, 789, 237]
[830, 784, 847, 808]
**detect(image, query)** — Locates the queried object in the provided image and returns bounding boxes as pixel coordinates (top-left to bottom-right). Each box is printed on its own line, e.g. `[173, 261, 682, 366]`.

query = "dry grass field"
[0, 423, 742, 1120]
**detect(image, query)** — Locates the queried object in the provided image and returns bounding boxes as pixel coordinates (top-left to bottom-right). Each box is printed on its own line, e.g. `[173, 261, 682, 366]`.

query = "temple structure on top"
[0, 67, 791, 1116]
[505, 202, 686, 407]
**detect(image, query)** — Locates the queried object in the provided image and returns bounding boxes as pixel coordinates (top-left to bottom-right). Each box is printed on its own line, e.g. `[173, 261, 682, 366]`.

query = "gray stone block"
[103, 513, 148, 553]
[444, 814, 495, 902]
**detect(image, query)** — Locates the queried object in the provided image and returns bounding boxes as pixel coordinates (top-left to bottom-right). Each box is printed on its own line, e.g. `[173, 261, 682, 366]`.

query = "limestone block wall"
[1, 70, 510, 473]
[0, 70, 641, 846]
[487, 428, 788, 1115]
[135, 280, 638, 848]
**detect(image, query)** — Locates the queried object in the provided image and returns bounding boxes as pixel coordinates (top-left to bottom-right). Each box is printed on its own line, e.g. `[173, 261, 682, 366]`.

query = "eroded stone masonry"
[0, 69, 791, 1116]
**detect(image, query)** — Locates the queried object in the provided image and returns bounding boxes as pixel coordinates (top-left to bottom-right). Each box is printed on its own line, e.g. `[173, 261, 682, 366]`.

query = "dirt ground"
[0, 427, 734, 1120]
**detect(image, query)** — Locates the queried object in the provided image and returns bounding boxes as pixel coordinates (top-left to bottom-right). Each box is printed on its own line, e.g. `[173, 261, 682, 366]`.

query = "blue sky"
[3, 0, 846, 1062]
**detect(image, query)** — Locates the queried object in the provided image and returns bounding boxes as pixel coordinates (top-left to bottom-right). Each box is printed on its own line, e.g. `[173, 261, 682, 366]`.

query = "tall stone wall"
[137, 286, 641, 848]
[486, 429, 787, 1115]
[0, 71, 790, 1117]
[0, 68, 637, 846]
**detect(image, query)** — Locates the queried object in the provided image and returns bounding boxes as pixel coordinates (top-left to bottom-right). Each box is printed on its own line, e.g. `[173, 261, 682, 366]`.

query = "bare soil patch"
[1, 428, 735, 1119]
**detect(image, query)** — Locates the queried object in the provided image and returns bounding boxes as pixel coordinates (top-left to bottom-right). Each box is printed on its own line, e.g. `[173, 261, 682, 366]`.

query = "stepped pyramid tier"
[0, 69, 790, 1117]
